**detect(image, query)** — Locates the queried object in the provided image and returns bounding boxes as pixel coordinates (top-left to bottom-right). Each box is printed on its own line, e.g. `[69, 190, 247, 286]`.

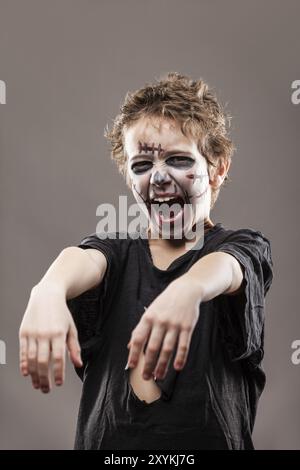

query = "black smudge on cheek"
[169, 174, 191, 204]
[132, 183, 148, 205]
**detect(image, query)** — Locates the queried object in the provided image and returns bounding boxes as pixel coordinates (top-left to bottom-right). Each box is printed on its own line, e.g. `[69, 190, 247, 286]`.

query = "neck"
[147, 217, 215, 248]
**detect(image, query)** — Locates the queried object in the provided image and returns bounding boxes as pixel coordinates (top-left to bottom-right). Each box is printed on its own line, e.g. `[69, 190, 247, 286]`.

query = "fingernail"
[124, 363, 129, 370]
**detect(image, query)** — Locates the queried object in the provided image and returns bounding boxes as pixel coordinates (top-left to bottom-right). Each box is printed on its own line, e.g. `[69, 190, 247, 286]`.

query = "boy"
[19, 72, 273, 450]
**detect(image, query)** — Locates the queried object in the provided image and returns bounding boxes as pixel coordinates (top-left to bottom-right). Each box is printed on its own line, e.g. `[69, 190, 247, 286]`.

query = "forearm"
[180, 252, 243, 302]
[34, 247, 106, 300]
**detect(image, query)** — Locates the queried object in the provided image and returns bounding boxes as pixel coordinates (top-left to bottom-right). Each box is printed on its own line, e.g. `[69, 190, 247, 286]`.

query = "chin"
[148, 204, 196, 240]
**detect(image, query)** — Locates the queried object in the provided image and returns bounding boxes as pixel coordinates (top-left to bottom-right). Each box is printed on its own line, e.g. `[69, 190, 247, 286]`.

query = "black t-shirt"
[67, 222, 273, 450]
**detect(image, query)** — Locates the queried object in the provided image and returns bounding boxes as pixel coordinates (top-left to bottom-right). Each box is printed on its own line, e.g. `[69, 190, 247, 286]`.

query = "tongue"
[152, 201, 183, 223]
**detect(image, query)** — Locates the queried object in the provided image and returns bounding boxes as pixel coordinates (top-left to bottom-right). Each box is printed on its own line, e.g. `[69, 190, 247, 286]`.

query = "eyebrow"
[130, 150, 194, 162]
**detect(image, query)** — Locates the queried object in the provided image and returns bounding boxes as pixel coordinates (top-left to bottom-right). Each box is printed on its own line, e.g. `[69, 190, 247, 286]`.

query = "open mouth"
[147, 195, 187, 225]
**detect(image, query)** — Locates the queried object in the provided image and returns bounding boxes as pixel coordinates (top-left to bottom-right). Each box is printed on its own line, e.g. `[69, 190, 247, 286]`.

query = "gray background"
[0, 0, 299, 450]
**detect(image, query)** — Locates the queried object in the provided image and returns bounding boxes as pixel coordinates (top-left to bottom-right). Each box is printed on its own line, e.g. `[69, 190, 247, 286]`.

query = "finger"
[51, 336, 66, 386]
[174, 328, 192, 370]
[27, 338, 40, 389]
[37, 339, 51, 393]
[153, 327, 179, 380]
[19, 336, 28, 376]
[142, 324, 167, 380]
[127, 317, 152, 369]
[66, 325, 82, 368]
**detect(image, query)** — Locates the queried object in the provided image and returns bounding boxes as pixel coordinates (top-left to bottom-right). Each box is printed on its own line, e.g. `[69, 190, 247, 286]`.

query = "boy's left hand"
[126, 275, 201, 380]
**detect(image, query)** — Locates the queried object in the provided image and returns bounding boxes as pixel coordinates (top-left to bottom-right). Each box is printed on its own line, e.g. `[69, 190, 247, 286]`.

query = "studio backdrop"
[0, 0, 299, 450]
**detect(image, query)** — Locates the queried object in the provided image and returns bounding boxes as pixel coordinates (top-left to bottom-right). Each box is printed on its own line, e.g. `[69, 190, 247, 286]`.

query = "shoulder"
[212, 224, 272, 248]
[209, 224, 273, 272]
[77, 231, 144, 258]
[75, 232, 145, 281]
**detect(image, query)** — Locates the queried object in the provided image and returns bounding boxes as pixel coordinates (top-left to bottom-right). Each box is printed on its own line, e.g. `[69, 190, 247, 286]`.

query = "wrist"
[31, 280, 67, 299]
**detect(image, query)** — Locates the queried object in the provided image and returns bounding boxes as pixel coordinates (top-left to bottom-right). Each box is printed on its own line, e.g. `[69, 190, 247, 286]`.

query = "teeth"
[152, 197, 177, 203]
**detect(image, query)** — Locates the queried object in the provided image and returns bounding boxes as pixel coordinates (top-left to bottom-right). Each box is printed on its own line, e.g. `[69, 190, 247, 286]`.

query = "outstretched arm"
[19, 247, 107, 393]
[126, 251, 243, 380]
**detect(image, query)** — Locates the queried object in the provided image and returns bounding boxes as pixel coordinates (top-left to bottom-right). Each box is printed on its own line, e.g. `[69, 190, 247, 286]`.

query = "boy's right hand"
[19, 282, 83, 393]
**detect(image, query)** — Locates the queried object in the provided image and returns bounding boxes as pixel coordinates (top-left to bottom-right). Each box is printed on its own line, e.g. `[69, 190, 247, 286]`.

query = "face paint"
[152, 170, 167, 186]
[138, 141, 164, 156]
[185, 172, 211, 200]
[130, 151, 209, 237]
[125, 118, 212, 238]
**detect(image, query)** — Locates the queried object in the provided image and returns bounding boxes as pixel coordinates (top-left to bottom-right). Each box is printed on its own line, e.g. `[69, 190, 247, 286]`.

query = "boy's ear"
[209, 158, 231, 189]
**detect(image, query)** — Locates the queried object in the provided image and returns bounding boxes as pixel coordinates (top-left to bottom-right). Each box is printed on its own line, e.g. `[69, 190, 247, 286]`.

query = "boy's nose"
[150, 170, 171, 187]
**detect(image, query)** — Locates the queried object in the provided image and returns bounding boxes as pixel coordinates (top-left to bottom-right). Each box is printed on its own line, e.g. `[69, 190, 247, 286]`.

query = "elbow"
[222, 253, 244, 296]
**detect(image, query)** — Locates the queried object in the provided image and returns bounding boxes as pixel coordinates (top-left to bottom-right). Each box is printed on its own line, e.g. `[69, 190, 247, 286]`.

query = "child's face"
[124, 116, 212, 237]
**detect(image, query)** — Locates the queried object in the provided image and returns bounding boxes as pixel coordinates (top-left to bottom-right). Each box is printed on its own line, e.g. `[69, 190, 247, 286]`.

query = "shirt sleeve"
[66, 233, 121, 364]
[213, 228, 274, 366]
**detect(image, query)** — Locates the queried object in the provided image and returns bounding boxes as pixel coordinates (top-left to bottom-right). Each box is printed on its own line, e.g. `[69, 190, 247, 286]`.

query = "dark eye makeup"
[131, 161, 153, 174]
[131, 156, 195, 174]
[166, 156, 195, 168]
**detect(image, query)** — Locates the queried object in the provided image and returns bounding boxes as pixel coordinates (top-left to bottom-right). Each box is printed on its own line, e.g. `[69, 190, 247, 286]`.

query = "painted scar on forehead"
[138, 141, 164, 155]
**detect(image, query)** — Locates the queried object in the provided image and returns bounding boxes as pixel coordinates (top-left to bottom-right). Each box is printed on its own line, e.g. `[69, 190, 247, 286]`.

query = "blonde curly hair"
[105, 72, 235, 208]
